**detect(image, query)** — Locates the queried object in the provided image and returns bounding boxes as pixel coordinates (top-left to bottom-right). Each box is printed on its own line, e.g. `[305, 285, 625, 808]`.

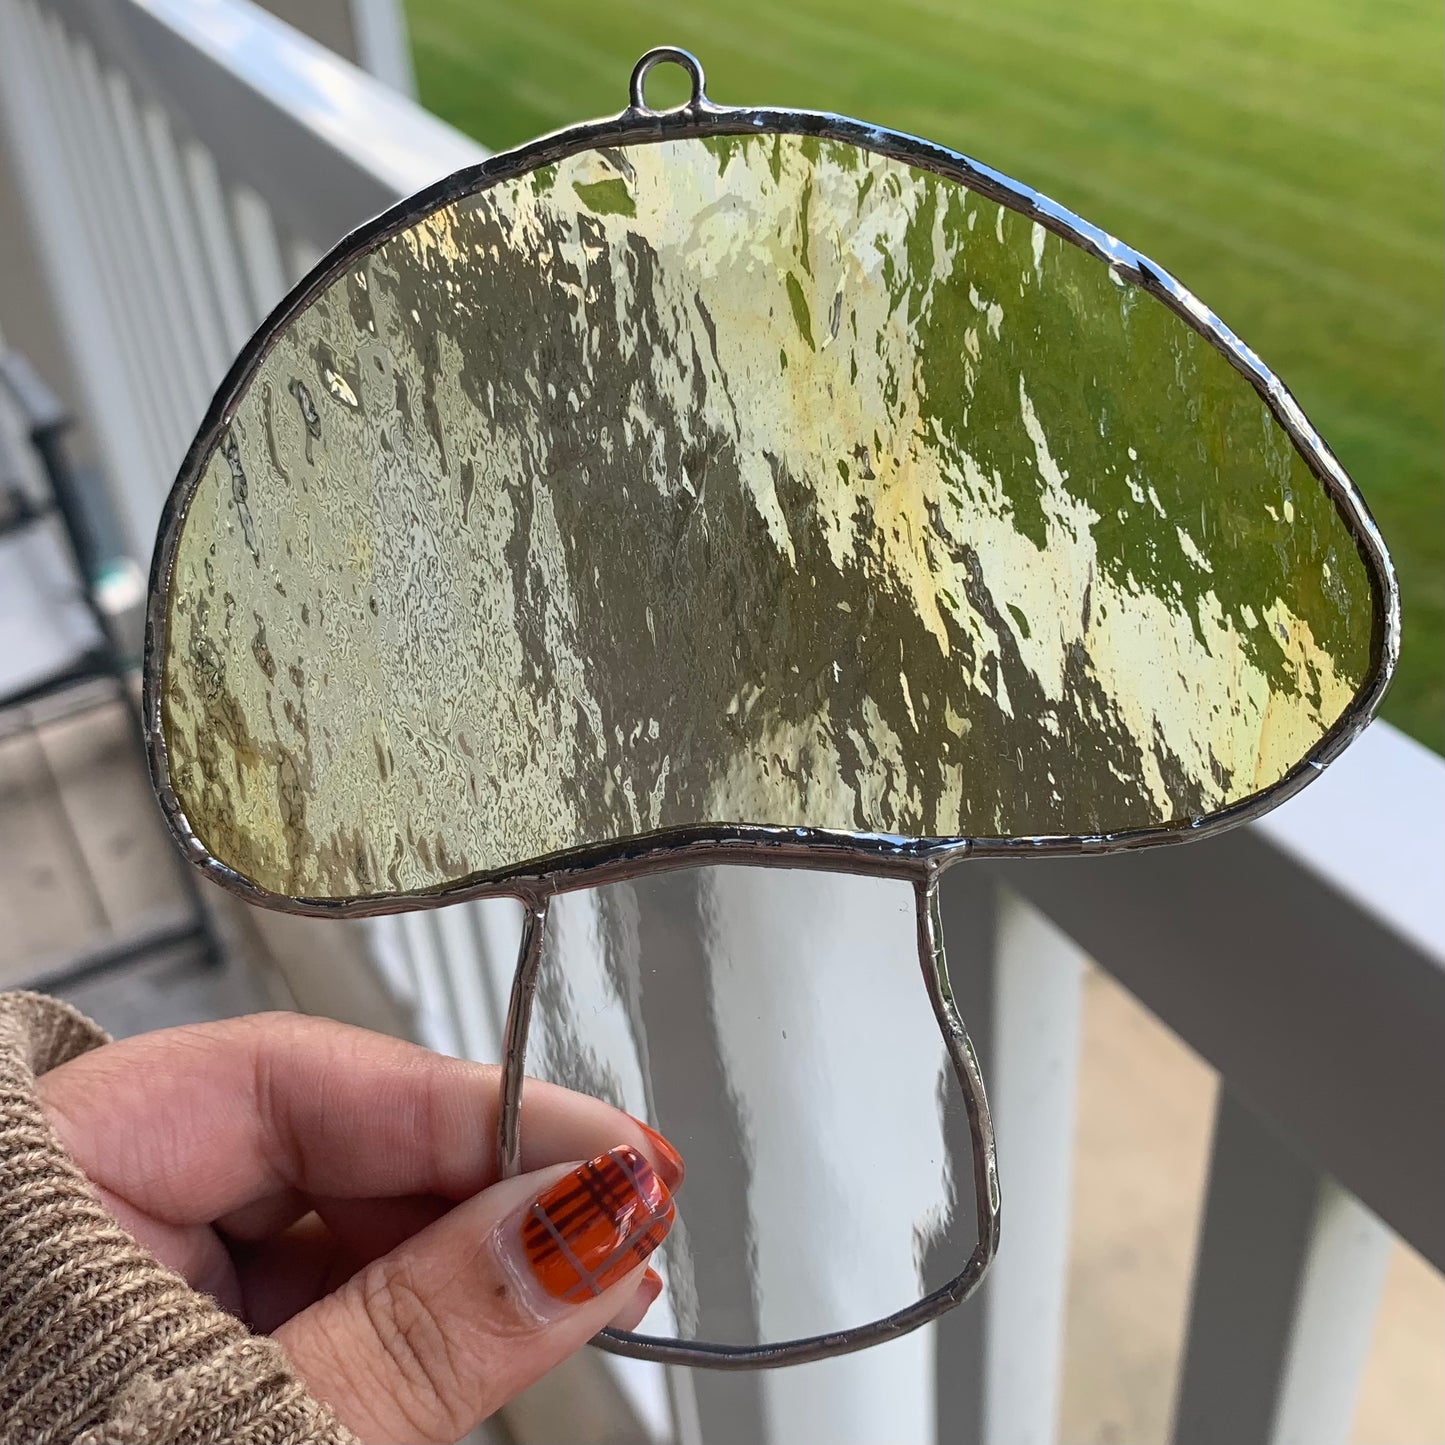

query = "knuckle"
[354, 1255, 468, 1440]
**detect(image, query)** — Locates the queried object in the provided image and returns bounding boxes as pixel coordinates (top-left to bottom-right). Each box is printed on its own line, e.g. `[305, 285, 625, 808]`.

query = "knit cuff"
[0, 992, 357, 1444]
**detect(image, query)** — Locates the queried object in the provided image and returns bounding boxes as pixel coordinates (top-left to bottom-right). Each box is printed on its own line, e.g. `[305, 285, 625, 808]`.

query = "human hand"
[37, 1011, 684, 1443]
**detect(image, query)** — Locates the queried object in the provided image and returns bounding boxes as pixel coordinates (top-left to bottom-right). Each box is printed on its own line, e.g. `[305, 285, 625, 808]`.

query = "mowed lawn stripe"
[911, 0, 1442, 131]
[744, 0, 1440, 281]
[888, 0, 1441, 224]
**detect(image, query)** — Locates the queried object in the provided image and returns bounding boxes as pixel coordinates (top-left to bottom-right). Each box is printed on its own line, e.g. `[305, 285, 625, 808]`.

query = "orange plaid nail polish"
[519, 1146, 675, 1307]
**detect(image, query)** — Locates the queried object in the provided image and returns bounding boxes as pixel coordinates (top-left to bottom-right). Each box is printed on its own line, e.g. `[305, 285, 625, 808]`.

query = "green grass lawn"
[405, 0, 1443, 750]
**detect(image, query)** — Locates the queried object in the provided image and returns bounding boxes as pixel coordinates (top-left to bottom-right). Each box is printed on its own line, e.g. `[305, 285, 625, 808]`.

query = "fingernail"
[636, 1122, 686, 1190]
[504, 1146, 674, 1317]
[637, 1267, 663, 1309]
[634, 1267, 663, 1318]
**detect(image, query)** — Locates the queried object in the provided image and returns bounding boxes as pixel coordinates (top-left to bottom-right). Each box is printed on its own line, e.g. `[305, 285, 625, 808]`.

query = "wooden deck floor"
[0, 681, 270, 1032]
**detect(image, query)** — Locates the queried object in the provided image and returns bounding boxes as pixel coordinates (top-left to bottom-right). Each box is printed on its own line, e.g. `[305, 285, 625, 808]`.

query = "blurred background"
[0, 1, 1439, 1442]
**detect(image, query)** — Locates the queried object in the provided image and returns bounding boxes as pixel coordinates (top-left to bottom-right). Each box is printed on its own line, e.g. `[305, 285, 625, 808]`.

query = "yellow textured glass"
[157, 133, 1385, 904]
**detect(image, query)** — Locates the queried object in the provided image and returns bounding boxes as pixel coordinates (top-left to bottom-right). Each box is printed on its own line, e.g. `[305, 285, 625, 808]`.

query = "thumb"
[274, 1146, 675, 1443]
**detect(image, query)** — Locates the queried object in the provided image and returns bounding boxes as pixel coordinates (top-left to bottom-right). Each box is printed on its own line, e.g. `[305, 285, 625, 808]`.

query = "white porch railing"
[0, 3, 1440, 1442]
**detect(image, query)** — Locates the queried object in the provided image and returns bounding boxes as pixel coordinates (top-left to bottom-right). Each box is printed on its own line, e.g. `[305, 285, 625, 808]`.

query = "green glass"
[157, 133, 1384, 904]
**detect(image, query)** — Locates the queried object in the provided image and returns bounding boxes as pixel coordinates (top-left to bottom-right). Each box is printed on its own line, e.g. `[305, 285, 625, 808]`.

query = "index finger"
[38, 1011, 681, 1226]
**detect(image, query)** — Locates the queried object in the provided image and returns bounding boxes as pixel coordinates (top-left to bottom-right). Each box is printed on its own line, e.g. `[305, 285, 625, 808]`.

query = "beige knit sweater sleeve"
[0, 992, 358, 1445]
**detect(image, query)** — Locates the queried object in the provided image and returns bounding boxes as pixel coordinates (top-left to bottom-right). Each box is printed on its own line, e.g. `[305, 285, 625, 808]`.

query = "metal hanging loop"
[628, 45, 707, 113]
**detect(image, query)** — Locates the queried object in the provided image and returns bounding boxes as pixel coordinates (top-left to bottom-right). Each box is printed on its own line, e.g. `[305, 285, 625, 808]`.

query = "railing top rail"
[1253, 719, 1442, 963]
[42, 0, 484, 238]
